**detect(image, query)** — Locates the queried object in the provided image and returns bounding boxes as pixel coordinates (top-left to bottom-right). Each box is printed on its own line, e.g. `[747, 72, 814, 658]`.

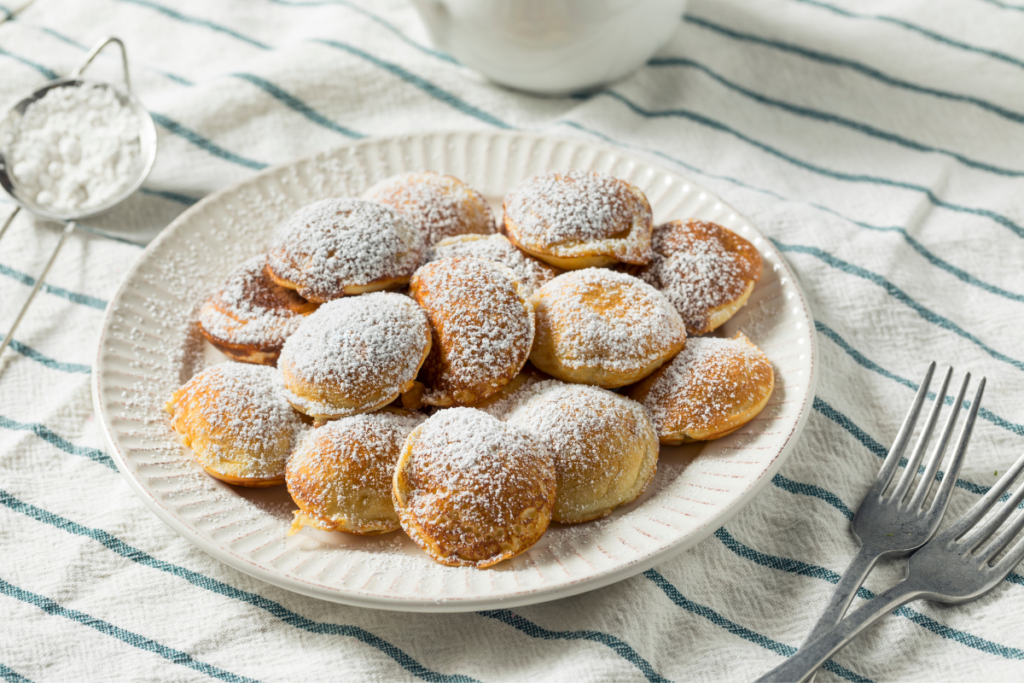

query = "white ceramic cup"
[409, 0, 689, 96]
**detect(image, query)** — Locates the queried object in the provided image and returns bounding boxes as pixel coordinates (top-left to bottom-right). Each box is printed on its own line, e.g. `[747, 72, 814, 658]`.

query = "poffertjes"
[197, 255, 317, 366]
[363, 171, 497, 247]
[166, 362, 304, 487]
[410, 256, 535, 407]
[503, 171, 653, 270]
[627, 333, 774, 444]
[393, 408, 555, 568]
[504, 380, 659, 523]
[267, 198, 424, 302]
[636, 219, 762, 335]
[278, 292, 432, 420]
[529, 268, 686, 388]
[287, 408, 425, 535]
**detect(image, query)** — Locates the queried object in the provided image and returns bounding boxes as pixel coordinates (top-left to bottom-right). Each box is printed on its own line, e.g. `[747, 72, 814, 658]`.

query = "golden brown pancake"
[636, 219, 762, 335]
[529, 269, 686, 388]
[410, 256, 535, 407]
[278, 292, 432, 420]
[627, 332, 774, 444]
[505, 381, 659, 523]
[287, 409, 425, 535]
[266, 198, 425, 302]
[165, 362, 304, 487]
[503, 171, 653, 270]
[197, 255, 318, 366]
[428, 233, 561, 298]
[393, 408, 555, 568]
[363, 171, 497, 247]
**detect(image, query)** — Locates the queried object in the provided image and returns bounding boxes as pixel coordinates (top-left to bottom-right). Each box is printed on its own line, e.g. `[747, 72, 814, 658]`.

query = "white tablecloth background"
[2, 0, 1024, 680]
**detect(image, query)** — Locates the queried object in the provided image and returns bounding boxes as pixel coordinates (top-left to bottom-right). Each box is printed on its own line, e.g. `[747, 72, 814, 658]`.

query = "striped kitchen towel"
[2, 0, 1024, 680]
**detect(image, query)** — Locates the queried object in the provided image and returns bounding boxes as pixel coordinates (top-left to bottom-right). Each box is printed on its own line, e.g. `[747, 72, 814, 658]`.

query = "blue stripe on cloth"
[230, 73, 364, 138]
[264, 0, 459, 64]
[0, 415, 115, 470]
[0, 263, 107, 310]
[772, 473, 855, 520]
[0, 576, 264, 683]
[311, 39, 511, 129]
[814, 320, 1024, 439]
[811, 396, 992, 497]
[0, 664, 33, 683]
[0, 46, 59, 79]
[641, 569, 874, 682]
[149, 113, 268, 170]
[116, 0, 271, 50]
[684, 15, 1024, 126]
[0, 489, 661, 683]
[713, 528, 1024, 659]
[595, 89, 1024, 239]
[0, 5, 11, 20]
[773, 240, 1024, 372]
[478, 610, 669, 683]
[792, 0, 1024, 72]
[646, 56, 1024, 178]
[977, 0, 1024, 11]
[559, 120, 1024, 306]
[1, 337, 90, 374]
[0, 664, 32, 683]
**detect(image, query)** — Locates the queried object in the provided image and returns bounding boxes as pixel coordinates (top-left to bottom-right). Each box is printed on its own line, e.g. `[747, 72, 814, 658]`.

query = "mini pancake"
[197, 255, 318, 366]
[266, 198, 425, 302]
[393, 408, 556, 568]
[363, 171, 497, 247]
[428, 233, 561, 298]
[278, 292, 432, 420]
[636, 219, 762, 335]
[410, 256, 535, 407]
[287, 408, 425, 536]
[505, 381, 659, 524]
[165, 362, 304, 487]
[627, 333, 774, 444]
[502, 171, 653, 270]
[529, 269, 686, 388]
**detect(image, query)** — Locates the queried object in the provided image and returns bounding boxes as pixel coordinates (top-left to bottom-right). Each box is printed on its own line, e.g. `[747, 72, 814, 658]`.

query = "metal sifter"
[0, 36, 158, 365]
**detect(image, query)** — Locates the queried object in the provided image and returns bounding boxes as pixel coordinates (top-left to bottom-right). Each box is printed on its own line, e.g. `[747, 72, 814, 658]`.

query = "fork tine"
[962, 468, 1024, 552]
[870, 362, 936, 498]
[916, 375, 981, 512]
[941, 450, 1024, 543]
[891, 366, 952, 504]
[977, 479, 1024, 561]
[992, 516, 1024, 571]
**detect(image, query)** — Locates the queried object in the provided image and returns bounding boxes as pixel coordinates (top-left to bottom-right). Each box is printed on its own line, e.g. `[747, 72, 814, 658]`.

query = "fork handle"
[801, 546, 880, 649]
[756, 579, 925, 683]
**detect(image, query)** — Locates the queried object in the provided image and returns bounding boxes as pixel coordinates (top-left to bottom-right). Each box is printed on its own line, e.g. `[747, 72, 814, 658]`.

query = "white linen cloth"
[2, 0, 1024, 680]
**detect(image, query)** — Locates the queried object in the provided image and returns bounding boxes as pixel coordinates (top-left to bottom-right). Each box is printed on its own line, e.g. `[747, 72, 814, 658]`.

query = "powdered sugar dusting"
[533, 269, 685, 373]
[397, 408, 555, 567]
[503, 171, 652, 263]
[168, 362, 305, 479]
[267, 198, 425, 301]
[504, 381, 658, 521]
[278, 292, 430, 416]
[639, 335, 772, 436]
[363, 171, 497, 246]
[197, 255, 312, 349]
[288, 411, 425, 528]
[638, 220, 762, 334]
[428, 234, 560, 298]
[411, 257, 535, 405]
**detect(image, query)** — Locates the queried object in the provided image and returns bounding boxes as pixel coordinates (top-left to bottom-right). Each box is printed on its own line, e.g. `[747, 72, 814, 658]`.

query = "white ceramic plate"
[92, 130, 817, 612]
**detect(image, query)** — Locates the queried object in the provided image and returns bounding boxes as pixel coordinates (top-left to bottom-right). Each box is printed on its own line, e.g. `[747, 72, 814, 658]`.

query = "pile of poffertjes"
[165, 170, 775, 569]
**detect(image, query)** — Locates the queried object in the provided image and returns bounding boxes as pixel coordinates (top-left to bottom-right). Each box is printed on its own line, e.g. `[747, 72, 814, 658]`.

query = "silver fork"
[759, 445, 1024, 682]
[797, 362, 982, 678]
